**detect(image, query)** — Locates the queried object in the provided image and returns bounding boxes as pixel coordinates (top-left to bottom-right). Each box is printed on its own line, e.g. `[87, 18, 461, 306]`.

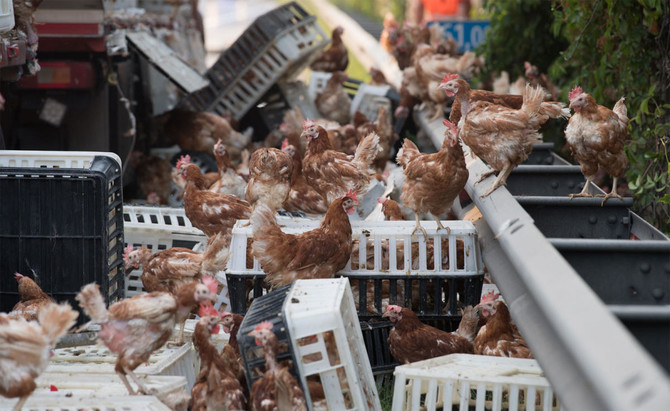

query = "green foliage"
[552, 0, 670, 232]
[476, 0, 568, 81]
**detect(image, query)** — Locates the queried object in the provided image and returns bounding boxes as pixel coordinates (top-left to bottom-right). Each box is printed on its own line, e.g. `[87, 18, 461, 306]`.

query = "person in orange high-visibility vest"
[406, 0, 471, 24]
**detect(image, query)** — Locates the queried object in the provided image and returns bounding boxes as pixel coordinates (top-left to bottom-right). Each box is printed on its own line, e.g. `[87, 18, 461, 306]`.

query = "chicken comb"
[377, 197, 388, 204]
[302, 119, 315, 131]
[480, 290, 501, 304]
[442, 73, 458, 84]
[219, 310, 231, 318]
[281, 139, 290, 150]
[122, 245, 134, 262]
[13, 272, 23, 280]
[344, 189, 359, 202]
[254, 321, 274, 332]
[201, 275, 218, 295]
[198, 303, 218, 318]
[569, 86, 583, 102]
[442, 119, 458, 135]
[176, 154, 191, 170]
[524, 61, 532, 70]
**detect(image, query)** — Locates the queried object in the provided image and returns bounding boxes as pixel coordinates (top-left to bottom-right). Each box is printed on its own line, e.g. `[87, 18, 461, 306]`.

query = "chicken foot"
[596, 177, 623, 206]
[480, 164, 514, 198]
[473, 169, 497, 185]
[12, 395, 28, 411]
[568, 178, 594, 199]
[166, 321, 186, 348]
[124, 366, 157, 395]
[411, 213, 428, 238]
[431, 214, 451, 235]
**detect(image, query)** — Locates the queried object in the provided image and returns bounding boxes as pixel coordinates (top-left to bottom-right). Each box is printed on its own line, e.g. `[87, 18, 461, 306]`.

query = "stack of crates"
[226, 218, 485, 374]
[0, 151, 125, 324]
[238, 278, 382, 410]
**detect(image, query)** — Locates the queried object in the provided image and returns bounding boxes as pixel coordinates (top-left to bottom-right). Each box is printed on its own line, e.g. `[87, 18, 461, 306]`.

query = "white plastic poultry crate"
[228, 219, 482, 277]
[180, 2, 328, 120]
[284, 278, 382, 411]
[0, 373, 185, 410]
[392, 354, 563, 411]
[46, 342, 199, 391]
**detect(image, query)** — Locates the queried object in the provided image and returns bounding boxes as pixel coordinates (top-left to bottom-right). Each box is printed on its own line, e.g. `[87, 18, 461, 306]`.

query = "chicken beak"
[381, 310, 391, 318]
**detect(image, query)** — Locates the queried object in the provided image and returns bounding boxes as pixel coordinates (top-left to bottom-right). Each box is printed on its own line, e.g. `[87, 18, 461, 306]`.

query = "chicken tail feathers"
[353, 132, 382, 173]
[396, 138, 419, 168]
[521, 83, 545, 116]
[75, 283, 109, 324]
[613, 97, 628, 121]
[538, 101, 570, 120]
[39, 302, 79, 345]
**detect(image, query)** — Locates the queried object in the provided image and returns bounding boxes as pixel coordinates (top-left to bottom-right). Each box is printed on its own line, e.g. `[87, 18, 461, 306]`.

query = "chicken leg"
[12, 395, 28, 411]
[124, 366, 156, 395]
[431, 214, 450, 235]
[568, 177, 594, 199]
[474, 169, 496, 185]
[596, 176, 623, 206]
[117, 370, 138, 395]
[480, 164, 514, 198]
[411, 213, 428, 238]
[167, 321, 186, 348]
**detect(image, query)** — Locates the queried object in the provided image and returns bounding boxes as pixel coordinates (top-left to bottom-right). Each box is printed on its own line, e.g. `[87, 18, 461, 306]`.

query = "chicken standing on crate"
[382, 304, 482, 364]
[209, 139, 248, 198]
[245, 148, 293, 213]
[8, 273, 54, 322]
[302, 121, 382, 204]
[565, 87, 629, 204]
[281, 139, 329, 215]
[75, 281, 217, 395]
[474, 296, 533, 359]
[0, 302, 78, 411]
[179, 160, 251, 238]
[162, 109, 252, 161]
[250, 191, 357, 288]
[440, 75, 570, 198]
[378, 197, 404, 221]
[315, 71, 352, 125]
[247, 321, 308, 411]
[310, 26, 348, 73]
[396, 119, 468, 236]
[191, 305, 246, 411]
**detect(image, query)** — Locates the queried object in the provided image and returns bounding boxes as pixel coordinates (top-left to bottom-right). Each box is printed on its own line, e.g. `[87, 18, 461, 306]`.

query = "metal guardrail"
[415, 108, 670, 411]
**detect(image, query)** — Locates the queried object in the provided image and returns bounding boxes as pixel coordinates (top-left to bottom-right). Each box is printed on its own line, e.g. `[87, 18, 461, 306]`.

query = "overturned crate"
[180, 1, 328, 120]
[226, 219, 484, 374]
[0, 151, 124, 324]
[238, 278, 382, 410]
[392, 354, 561, 411]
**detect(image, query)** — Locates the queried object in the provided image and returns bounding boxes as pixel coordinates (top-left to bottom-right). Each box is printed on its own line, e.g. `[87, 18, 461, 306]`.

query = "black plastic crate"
[237, 284, 308, 394]
[0, 153, 124, 323]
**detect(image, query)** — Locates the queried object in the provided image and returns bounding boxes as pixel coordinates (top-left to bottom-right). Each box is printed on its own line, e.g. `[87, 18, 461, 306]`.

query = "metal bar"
[414, 108, 670, 411]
